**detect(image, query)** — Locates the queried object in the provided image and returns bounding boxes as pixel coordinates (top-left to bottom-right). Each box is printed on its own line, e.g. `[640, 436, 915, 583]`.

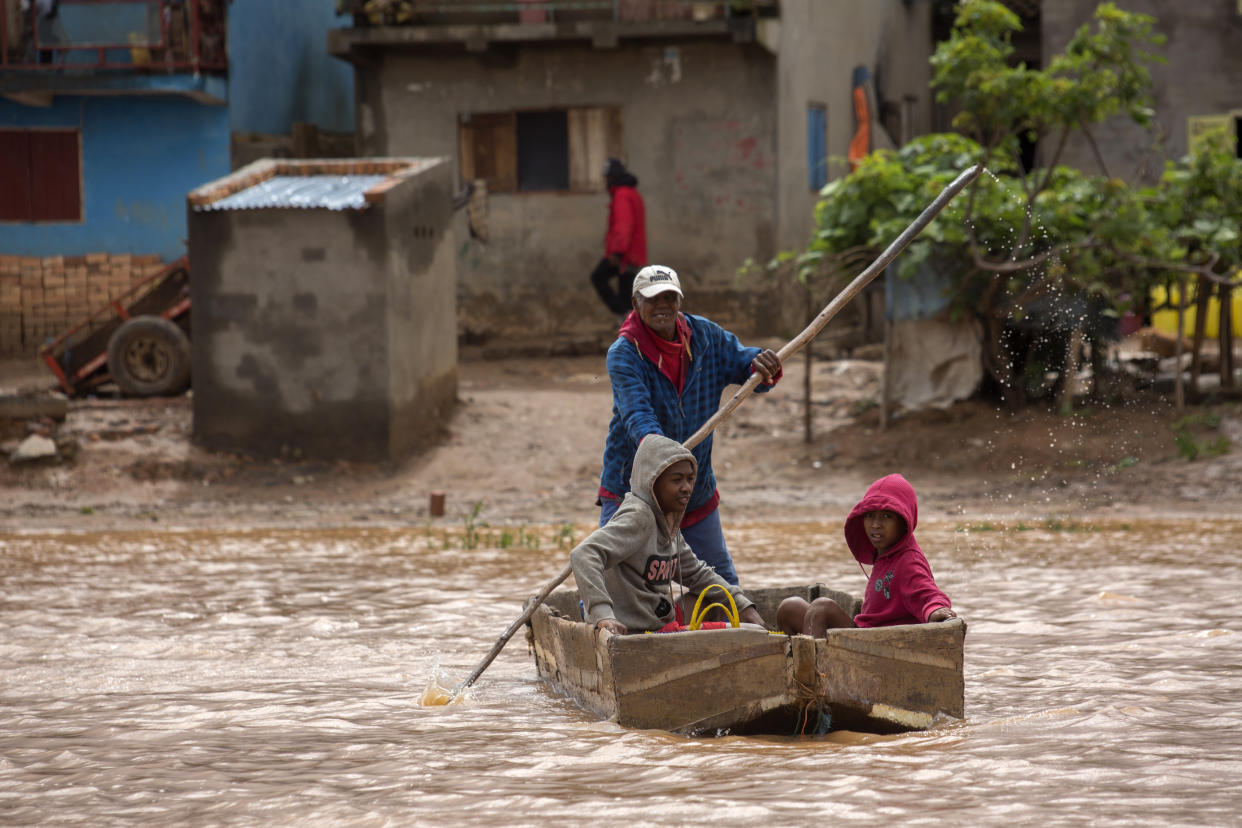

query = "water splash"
[418, 660, 469, 706]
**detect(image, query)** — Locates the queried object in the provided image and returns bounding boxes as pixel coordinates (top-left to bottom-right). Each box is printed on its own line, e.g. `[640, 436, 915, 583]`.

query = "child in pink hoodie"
[777, 473, 958, 637]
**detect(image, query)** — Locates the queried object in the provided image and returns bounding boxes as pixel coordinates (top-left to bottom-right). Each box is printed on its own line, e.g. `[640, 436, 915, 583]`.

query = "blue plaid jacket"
[599, 312, 775, 512]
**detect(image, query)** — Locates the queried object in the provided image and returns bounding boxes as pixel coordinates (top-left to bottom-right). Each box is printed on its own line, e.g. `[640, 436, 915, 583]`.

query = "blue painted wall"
[0, 95, 230, 260]
[0, 1, 353, 260]
[227, 0, 354, 135]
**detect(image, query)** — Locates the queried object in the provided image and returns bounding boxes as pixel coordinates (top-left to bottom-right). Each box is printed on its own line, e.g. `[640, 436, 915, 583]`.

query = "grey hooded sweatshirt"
[570, 434, 755, 632]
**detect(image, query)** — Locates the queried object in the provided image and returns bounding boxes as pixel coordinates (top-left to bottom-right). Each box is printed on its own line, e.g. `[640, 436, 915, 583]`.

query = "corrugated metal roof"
[196, 174, 389, 211]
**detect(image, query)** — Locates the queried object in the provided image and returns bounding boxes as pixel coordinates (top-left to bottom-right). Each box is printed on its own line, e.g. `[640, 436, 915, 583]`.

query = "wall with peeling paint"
[353, 39, 779, 342]
[0, 95, 230, 261]
[227, 0, 355, 136]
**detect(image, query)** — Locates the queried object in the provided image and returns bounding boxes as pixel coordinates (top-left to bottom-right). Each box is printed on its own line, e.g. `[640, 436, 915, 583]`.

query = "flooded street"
[1, 517, 1239, 826]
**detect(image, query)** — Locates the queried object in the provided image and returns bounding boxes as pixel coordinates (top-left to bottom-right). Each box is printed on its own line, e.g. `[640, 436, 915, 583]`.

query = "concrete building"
[0, 0, 357, 262]
[0, 0, 357, 357]
[186, 158, 457, 462]
[0, 0, 231, 263]
[1042, 0, 1242, 181]
[329, 0, 936, 343]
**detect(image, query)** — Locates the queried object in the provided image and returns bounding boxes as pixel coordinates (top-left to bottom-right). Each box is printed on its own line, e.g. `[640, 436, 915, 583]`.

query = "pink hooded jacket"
[844, 474, 952, 628]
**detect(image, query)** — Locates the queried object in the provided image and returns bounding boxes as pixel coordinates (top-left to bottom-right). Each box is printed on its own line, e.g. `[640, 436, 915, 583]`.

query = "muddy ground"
[3, 341, 1241, 535]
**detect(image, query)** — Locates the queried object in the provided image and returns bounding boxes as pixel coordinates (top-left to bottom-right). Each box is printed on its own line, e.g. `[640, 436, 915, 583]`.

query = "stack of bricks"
[19, 258, 50, 352]
[0, 253, 164, 357]
[0, 258, 21, 355]
[86, 253, 113, 313]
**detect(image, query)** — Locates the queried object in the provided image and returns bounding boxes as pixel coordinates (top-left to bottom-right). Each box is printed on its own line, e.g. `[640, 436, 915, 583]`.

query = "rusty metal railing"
[1, 0, 226, 73]
[336, 0, 777, 26]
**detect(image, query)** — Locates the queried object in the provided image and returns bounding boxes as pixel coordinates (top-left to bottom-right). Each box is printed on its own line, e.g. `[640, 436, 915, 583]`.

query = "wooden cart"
[40, 257, 191, 397]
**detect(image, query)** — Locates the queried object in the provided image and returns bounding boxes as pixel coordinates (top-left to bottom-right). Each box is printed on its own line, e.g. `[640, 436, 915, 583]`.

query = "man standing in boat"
[597, 265, 782, 585]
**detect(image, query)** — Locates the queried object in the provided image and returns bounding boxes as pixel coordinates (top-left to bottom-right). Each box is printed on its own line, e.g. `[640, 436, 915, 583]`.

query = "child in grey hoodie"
[570, 434, 766, 634]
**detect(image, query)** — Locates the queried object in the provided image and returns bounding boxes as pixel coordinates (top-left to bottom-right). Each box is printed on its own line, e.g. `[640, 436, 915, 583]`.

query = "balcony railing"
[1, 0, 226, 72]
[335, 0, 777, 27]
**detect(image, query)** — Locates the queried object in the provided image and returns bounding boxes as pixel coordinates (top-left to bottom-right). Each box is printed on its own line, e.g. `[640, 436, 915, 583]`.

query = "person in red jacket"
[776, 473, 959, 636]
[590, 158, 647, 315]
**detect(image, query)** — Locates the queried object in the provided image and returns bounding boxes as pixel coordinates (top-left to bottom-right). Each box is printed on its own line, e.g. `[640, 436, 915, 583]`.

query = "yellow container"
[1150, 282, 1242, 338]
[128, 33, 151, 65]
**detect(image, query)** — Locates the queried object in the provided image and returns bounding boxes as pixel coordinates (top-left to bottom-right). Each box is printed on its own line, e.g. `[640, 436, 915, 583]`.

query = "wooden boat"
[525, 583, 965, 736]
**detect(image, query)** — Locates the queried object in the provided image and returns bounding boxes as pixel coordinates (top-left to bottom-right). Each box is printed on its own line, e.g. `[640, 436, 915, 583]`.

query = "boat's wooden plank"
[542, 591, 580, 617]
[672, 694, 799, 735]
[612, 654, 793, 731]
[826, 623, 964, 670]
[609, 629, 792, 731]
[610, 631, 784, 694]
[528, 609, 619, 721]
[815, 619, 966, 725]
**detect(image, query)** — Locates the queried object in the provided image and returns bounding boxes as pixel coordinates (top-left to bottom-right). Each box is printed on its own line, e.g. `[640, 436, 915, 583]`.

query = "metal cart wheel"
[105, 315, 192, 397]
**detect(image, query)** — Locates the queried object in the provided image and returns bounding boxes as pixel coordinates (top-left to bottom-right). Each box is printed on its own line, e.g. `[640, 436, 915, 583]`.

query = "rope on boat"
[792, 666, 832, 736]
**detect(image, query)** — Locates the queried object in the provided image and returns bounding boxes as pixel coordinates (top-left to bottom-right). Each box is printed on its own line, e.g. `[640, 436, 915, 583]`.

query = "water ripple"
[0, 520, 1239, 826]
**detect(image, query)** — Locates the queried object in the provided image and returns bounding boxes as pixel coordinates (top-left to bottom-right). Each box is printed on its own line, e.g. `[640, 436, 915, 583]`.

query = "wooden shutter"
[459, 112, 516, 193]
[30, 130, 81, 221]
[0, 130, 33, 221]
[568, 107, 623, 192]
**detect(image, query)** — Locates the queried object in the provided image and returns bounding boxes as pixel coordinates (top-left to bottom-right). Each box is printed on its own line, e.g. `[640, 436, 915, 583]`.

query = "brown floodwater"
[1, 516, 1239, 826]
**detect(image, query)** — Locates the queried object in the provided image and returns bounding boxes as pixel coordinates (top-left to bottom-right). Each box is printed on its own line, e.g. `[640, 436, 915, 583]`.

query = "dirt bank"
[2, 348, 1241, 534]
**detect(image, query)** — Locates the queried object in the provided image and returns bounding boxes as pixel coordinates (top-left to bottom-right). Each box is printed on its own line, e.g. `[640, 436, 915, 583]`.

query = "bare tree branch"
[1035, 124, 1072, 193]
[972, 242, 1074, 274]
[1081, 124, 1111, 178]
[1118, 250, 1242, 286]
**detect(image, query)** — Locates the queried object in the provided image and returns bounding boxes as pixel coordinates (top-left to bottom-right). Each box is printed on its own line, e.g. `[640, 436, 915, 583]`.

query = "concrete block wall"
[187, 157, 456, 463]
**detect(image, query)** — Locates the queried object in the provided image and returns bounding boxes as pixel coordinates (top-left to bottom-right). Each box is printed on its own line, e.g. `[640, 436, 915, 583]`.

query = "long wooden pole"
[452, 561, 573, 694]
[450, 163, 983, 697]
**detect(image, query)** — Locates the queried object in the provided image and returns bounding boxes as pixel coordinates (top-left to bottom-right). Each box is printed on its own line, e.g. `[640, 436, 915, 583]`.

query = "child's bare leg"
[776, 596, 810, 635]
[804, 597, 855, 637]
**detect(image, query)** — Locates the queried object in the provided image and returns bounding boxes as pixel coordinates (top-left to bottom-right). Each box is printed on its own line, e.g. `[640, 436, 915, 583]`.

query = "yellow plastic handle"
[689, 584, 740, 630]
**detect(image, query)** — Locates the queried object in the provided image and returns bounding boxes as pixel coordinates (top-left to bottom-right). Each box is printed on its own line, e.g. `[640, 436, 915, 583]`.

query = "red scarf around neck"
[618, 310, 692, 393]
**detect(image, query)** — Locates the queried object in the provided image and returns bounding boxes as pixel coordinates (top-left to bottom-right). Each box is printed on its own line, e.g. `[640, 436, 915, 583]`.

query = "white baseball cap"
[631, 265, 683, 299]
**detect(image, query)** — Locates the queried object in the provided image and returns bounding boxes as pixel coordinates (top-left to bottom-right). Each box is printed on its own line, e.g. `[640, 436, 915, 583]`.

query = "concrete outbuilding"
[187, 157, 456, 463]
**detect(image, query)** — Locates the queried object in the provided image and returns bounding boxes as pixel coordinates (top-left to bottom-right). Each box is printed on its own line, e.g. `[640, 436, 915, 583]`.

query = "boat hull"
[526, 584, 964, 735]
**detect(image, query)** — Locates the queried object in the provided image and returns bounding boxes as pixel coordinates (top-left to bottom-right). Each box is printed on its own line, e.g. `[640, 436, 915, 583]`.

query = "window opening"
[459, 106, 621, 194]
[516, 110, 569, 192]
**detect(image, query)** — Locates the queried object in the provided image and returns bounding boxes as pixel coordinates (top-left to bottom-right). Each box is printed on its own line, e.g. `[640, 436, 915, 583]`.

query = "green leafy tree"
[800, 0, 1182, 407]
[1129, 127, 1242, 400]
